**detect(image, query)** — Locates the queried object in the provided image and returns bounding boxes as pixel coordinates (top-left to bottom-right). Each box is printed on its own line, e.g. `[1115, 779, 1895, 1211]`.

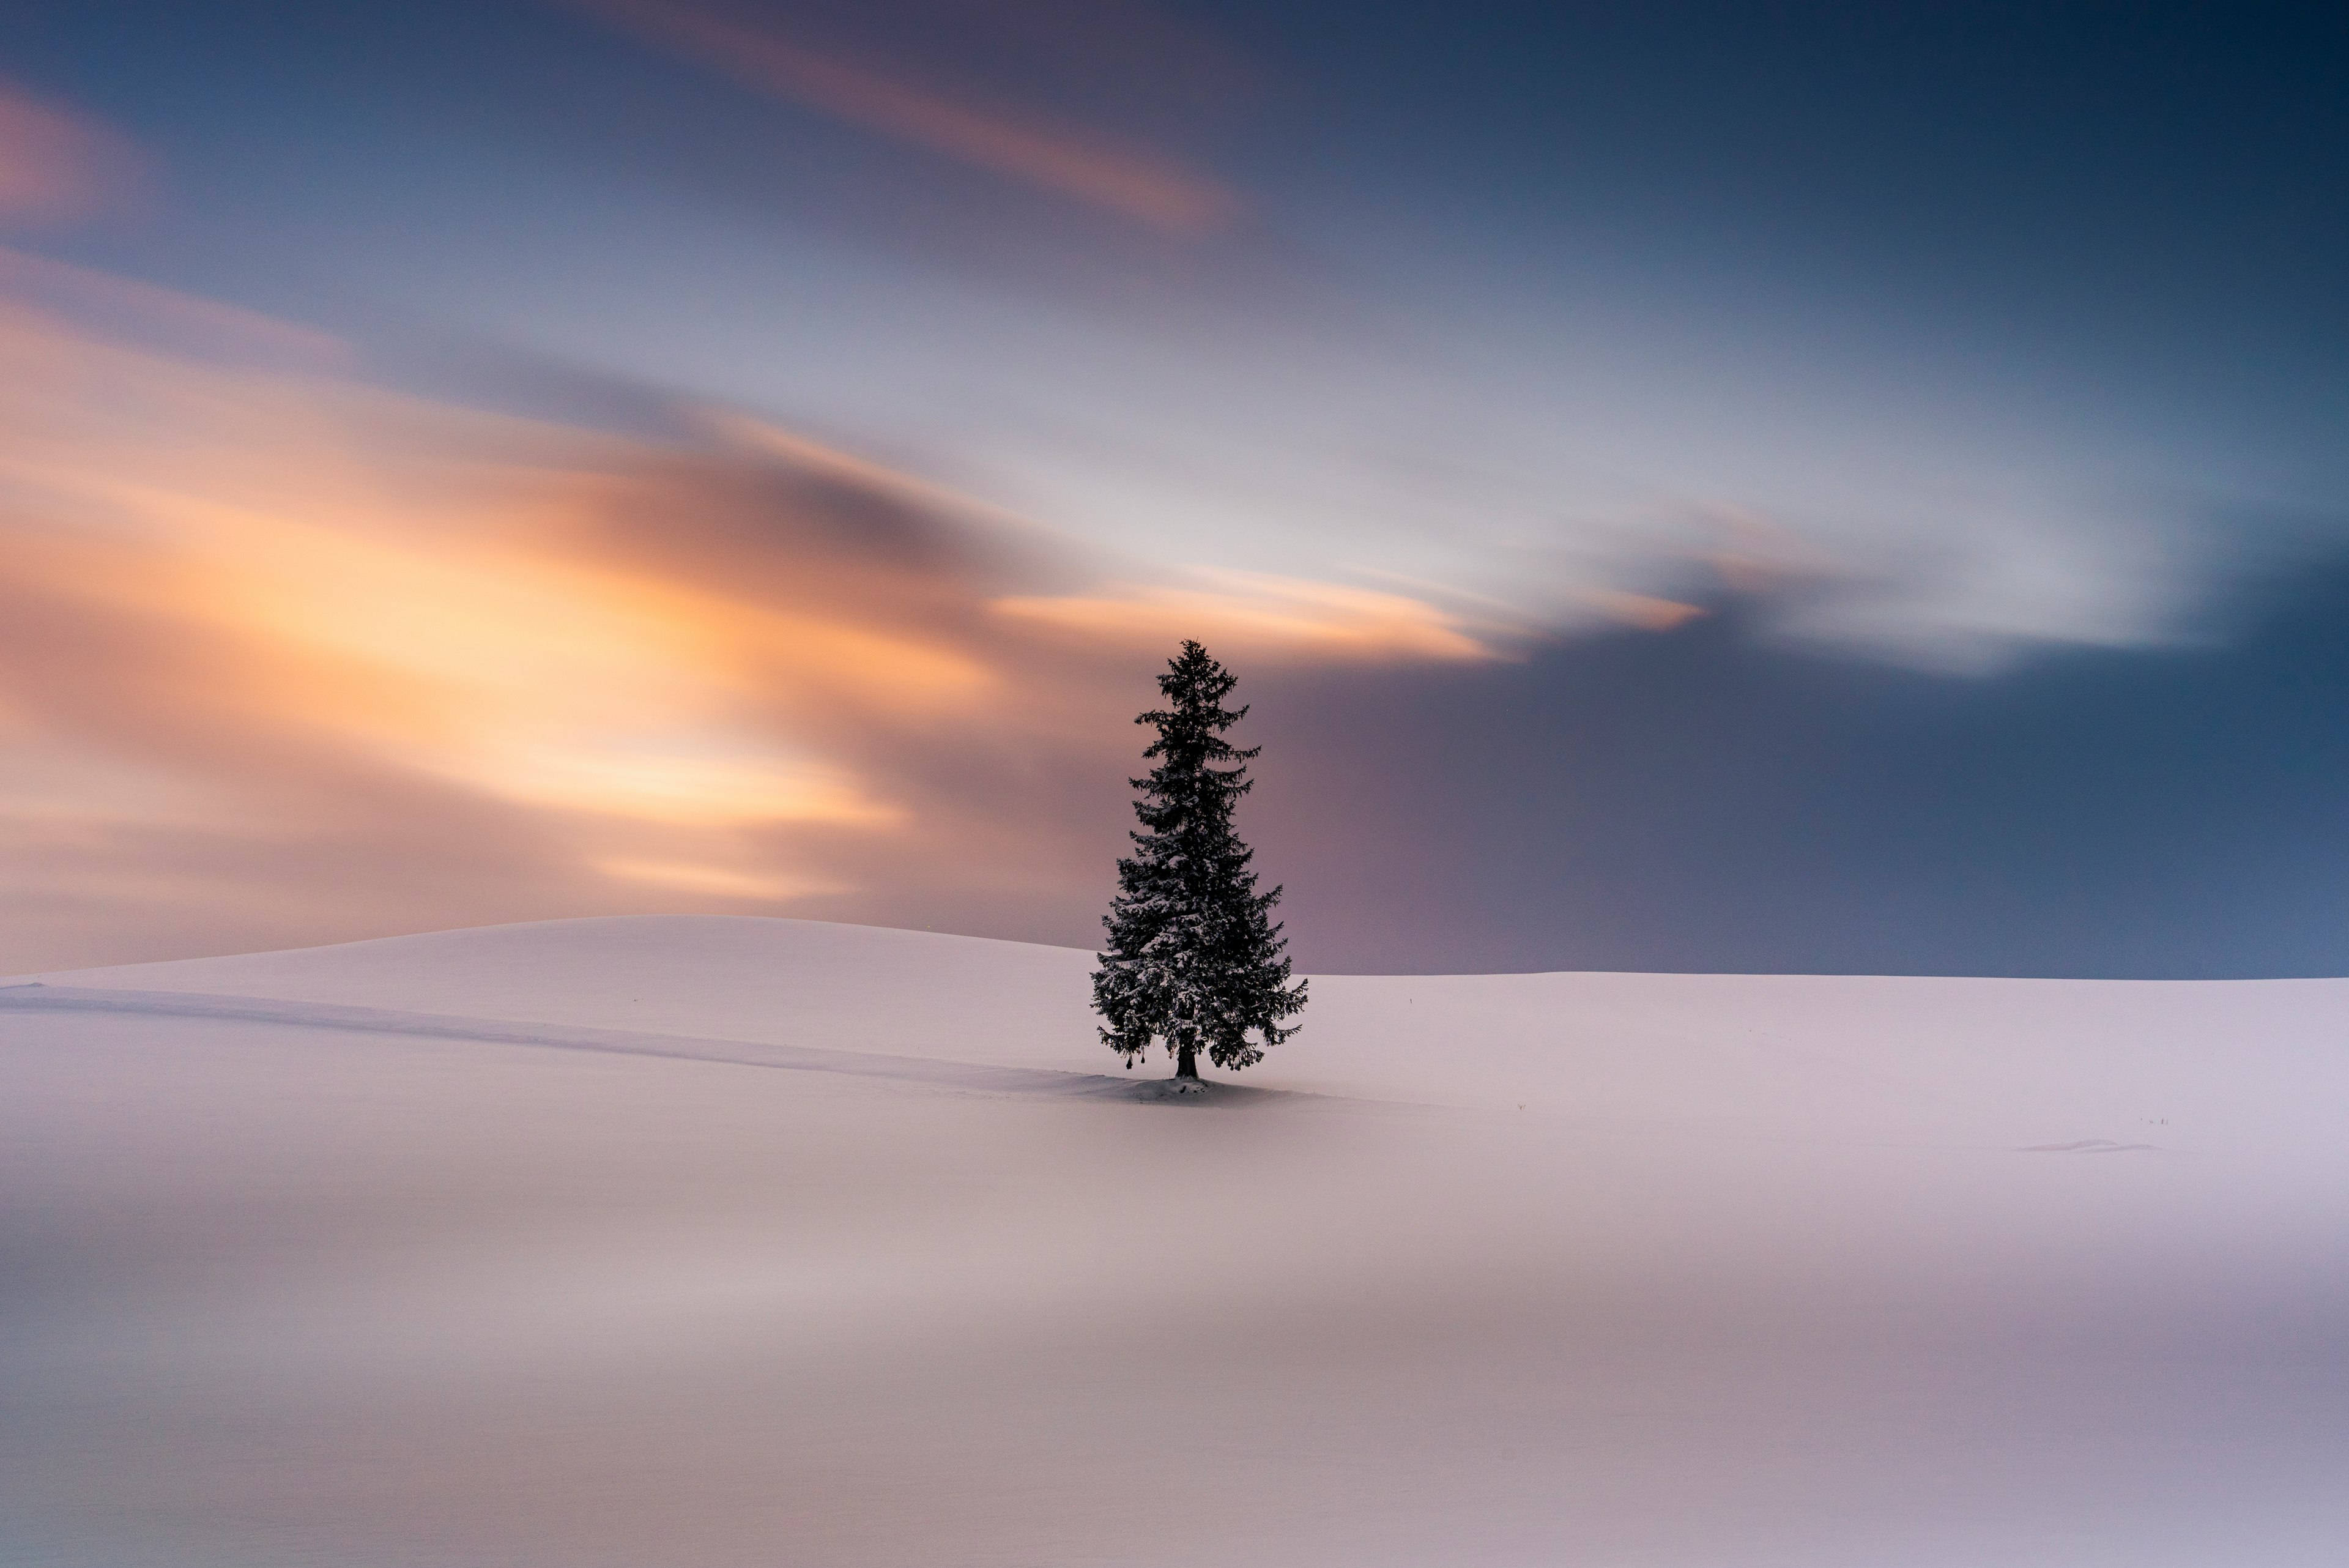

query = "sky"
[0, 1, 2343, 975]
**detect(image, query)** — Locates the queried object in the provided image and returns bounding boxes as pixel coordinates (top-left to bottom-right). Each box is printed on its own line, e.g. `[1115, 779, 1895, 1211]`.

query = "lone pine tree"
[1094, 641, 1307, 1081]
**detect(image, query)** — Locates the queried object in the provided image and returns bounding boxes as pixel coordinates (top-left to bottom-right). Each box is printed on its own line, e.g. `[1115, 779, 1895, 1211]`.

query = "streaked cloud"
[300, 7, 2321, 686]
[566, 0, 1239, 235]
[713, 414, 1053, 538]
[0, 253, 1496, 968]
[995, 570, 1494, 661]
[1572, 587, 1709, 634]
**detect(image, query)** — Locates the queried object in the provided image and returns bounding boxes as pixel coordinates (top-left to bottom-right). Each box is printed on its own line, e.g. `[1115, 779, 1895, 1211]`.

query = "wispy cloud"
[566, 0, 1239, 235]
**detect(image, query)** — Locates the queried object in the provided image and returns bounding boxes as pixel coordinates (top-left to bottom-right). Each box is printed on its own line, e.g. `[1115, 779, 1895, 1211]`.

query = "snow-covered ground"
[5, 916, 2345, 1566]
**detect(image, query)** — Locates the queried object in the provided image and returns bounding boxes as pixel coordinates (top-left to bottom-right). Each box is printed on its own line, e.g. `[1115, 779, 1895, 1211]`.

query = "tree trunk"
[1175, 1040, 1198, 1079]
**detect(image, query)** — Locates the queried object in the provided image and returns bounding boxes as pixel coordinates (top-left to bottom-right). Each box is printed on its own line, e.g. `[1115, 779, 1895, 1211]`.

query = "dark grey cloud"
[1246, 560, 2349, 976]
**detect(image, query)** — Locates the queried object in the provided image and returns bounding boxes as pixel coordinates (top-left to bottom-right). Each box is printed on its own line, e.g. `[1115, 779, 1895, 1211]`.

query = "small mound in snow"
[2019, 1139, 2160, 1154]
[1117, 1075, 1283, 1106]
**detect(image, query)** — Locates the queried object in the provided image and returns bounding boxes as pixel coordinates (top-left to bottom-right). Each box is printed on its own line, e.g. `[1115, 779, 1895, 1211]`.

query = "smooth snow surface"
[6, 915, 2347, 1566]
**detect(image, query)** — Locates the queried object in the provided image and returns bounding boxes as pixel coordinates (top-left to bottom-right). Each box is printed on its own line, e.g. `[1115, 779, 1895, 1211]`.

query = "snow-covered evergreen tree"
[1094, 641, 1307, 1080]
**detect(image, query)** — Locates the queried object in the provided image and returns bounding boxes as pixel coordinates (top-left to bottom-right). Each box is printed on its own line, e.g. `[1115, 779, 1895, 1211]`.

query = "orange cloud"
[1576, 587, 1708, 632]
[1, 258, 1515, 968]
[1, 281, 992, 708]
[0, 282, 972, 958]
[994, 570, 1496, 662]
[566, 0, 1239, 236]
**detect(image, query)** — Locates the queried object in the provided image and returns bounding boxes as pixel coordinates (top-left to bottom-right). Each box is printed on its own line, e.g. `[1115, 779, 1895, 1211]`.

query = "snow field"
[4, 915, 2345, 1566]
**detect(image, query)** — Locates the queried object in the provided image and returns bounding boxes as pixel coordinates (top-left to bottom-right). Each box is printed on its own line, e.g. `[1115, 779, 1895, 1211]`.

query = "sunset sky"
[2, 1, 2345, 974]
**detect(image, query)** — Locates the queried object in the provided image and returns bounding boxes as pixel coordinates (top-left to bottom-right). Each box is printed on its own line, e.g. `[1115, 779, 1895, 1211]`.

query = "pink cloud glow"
[568, 0, 1241, 235]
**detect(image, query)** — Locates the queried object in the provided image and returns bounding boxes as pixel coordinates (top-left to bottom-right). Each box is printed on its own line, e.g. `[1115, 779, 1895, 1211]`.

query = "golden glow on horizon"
[0, 287, 944, 889]
[446, 738, 900, 829]
[0, 246, 1570, 959]
[592, 856, 847, 902]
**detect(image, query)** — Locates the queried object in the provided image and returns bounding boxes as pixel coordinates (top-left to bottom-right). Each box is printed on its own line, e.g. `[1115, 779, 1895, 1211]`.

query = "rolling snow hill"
[5, 916, 2346, 1566]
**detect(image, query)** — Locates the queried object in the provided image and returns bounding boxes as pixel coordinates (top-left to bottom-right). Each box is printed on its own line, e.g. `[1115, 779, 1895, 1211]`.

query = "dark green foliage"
[1093, 641, 1307, 1078]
